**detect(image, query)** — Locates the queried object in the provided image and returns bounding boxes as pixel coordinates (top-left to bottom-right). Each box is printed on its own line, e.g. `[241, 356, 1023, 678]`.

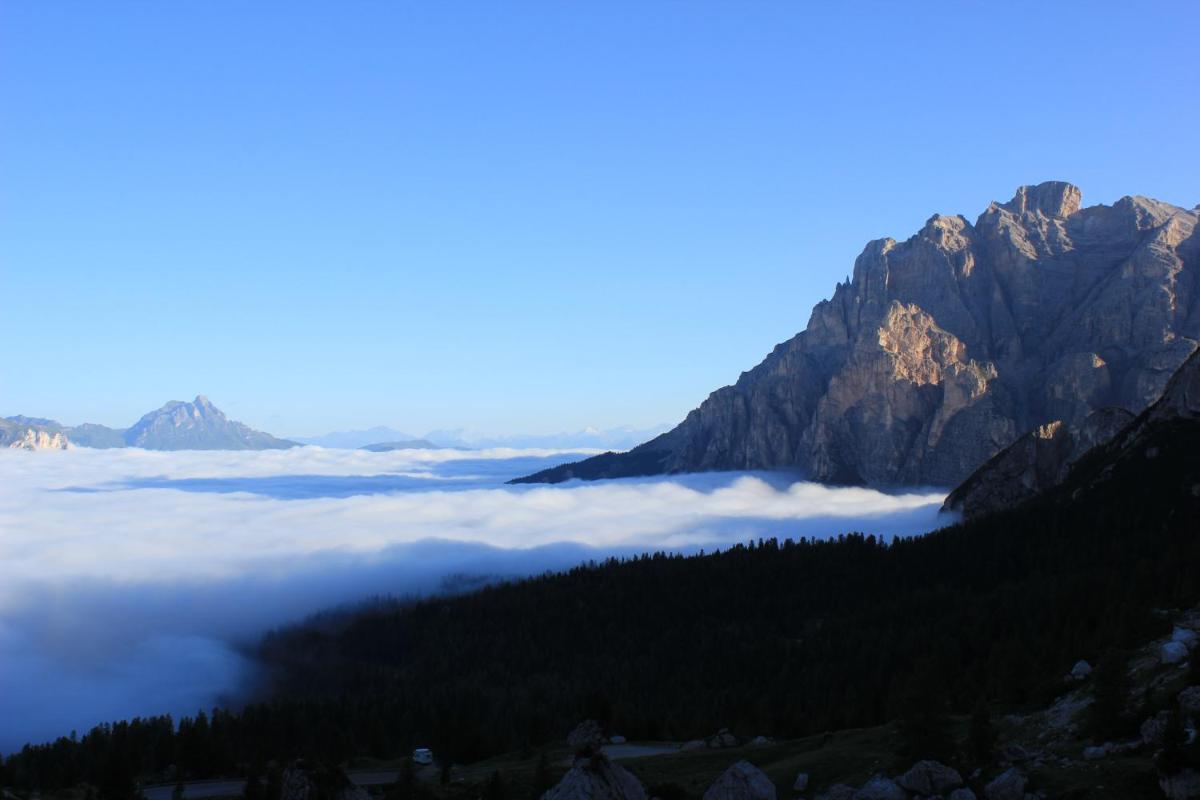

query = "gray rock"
[792, 773, 809, 793]
[851, 775, 905, 800]
[1180, 686, 1200, 716]
[1174, 627, 1199, 650]
[543, 757, 647, 800]
[948, 790, 978, 800]
[1159, 769, 1200, 800]
[984, 768, 1027, 800]
[681, 740, 706, 751]
[897, 760, 963, 795]
[515, 183, 1200, 492]
[1082, 745, 1108, 760]
[703, 761, 776, 800]
[1163, 641, 1190, 665]
[1069, 660, 1093, 680]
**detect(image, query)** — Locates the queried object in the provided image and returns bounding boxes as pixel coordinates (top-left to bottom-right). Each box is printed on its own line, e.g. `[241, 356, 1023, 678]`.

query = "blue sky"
[2, 1, 1197, 436]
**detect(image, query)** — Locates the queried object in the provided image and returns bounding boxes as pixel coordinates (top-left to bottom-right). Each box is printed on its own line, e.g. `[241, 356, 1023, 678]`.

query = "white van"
[413, 748, 434, 765]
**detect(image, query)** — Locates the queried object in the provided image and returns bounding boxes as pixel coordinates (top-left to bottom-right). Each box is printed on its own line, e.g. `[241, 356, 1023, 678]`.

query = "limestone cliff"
[516, 182, 1199, 486]
[3, 426, 70, 450]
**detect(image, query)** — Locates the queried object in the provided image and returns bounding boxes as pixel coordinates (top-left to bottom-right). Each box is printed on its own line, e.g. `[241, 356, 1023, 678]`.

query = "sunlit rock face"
[6, 428, 69, 450]
[518, 182, 1199, 487]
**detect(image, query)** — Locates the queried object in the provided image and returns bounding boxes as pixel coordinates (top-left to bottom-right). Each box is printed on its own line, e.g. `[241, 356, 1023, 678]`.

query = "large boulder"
[703, 761, 776, 800]
[542, 757, 647, 800]
[1070, 660, 1093, 680]
[948, 789, 978, 800]
[792, 773, 809, 793]
[897, 760, 963, 795]
[851, 775, 905, 800]
[1163, 642, 1190, 665]
[983, 768, 1027, 800]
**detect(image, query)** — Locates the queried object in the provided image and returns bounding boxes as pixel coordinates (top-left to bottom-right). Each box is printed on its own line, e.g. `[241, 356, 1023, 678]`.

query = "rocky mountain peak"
[516, 182, 1199, 488]
[1000, 181, 1083, 218]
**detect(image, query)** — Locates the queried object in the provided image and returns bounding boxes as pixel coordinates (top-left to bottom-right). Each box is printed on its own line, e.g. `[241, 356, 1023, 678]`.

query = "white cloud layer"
[0, 446, 950, 751]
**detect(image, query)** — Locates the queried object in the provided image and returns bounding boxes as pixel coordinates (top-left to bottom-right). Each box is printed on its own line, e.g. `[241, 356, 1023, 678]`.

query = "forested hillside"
[6, 393, 1197, 793]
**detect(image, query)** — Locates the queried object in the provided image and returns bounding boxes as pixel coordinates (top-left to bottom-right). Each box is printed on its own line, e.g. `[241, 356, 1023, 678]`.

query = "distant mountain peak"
[123, 396, 295, 450]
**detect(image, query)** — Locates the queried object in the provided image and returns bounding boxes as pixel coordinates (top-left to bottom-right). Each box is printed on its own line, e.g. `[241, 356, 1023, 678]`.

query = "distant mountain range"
[516, 182, 1199, 487]
[359, 440, 442, 452]
[293, 425, 667, 451]
[1, 395, 297, 450]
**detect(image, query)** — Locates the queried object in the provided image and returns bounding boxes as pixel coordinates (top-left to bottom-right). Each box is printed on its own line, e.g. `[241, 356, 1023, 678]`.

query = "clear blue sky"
[2, 1, 1197, 437]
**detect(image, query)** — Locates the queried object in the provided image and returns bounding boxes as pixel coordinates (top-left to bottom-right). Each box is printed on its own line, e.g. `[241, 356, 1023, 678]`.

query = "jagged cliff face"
[517, 182, 1199, 486]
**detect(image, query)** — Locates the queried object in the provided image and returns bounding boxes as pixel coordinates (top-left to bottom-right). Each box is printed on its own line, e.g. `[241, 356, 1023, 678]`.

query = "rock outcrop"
[4, 427, 69, 450]
[702, 761, 776, 800]
[515, 183, 1199, 487]
[540, 756, 647, 800]
[895, 760, 963, 796]
[942, 407, 1132, 517]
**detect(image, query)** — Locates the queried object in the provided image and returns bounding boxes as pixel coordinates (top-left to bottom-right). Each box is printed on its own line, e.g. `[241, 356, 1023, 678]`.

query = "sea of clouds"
[0, 446, 951, 751]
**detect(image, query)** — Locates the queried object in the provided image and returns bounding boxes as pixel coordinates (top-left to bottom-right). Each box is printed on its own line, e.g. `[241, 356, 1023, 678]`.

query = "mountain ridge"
[515, 182, 1199, 487]
[1, 396, 297, 451]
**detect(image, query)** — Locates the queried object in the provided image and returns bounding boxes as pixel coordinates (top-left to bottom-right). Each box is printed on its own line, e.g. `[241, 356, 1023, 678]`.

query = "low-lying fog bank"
[0, 446, 950, 751]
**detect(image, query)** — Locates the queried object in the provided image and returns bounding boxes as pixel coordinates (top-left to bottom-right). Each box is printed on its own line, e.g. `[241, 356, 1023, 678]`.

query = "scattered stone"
[984, 768, 1027, 800]
[792, 773, 809, 793]
[1069, 660, 1093, 680]
[851, 775, 905, 800]
[1163, 641, 1189, 665]
[1082, 745, 1109, 760]
[1180, 686, 1200, 716]
[750, 736, 771, 747]
[948, 790, 977, 800]
[1159, 769, 1200, 800]
[569, 721, 607, 756]
[703, 761, 776, 800]
[897, 760, 963, 795]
